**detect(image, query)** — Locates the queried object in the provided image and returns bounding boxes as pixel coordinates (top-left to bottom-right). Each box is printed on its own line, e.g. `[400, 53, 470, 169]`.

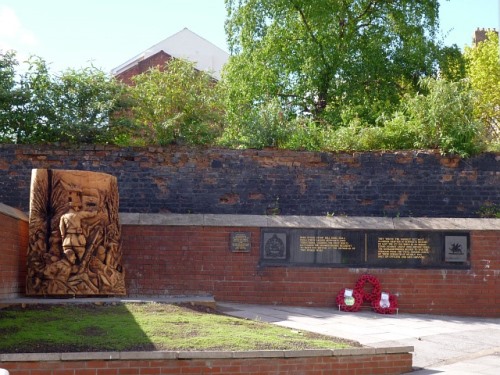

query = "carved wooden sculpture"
[26, 169, 125, 296]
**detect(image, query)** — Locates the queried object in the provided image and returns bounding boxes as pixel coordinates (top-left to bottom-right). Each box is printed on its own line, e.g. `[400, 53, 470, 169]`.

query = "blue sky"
[0, 0, 498, 73]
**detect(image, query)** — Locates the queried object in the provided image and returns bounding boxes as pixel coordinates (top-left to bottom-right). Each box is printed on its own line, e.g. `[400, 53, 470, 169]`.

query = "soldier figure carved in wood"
[26, 169, 125, 297]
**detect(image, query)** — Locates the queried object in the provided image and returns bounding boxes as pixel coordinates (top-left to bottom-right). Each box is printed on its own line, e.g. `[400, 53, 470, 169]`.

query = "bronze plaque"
[230, 232, 251, 252]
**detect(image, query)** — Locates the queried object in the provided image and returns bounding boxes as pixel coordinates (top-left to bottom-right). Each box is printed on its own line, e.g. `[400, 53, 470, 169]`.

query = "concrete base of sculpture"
[26, 169, 125, 296]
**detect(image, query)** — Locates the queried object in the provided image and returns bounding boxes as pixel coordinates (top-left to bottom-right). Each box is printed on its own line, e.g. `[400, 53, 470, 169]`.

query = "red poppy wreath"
[371, 292, 399, 314]
[336, 288, 363, 312]
[354, 274, 381, 303]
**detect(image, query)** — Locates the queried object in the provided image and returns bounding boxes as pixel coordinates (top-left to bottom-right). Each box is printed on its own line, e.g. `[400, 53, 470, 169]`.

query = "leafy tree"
[0, 51, 17, 114]
[0, 53, 128, 144]
[128, 58, 223, 145]
[223, 0, 442, 128]
[464, 31, 500, 146]
[52, 66, 130, 144]
[437, 45, 466, 82]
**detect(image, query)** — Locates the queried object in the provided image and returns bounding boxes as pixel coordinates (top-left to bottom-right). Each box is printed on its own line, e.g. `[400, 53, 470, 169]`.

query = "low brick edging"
[0, 347, 414, 375]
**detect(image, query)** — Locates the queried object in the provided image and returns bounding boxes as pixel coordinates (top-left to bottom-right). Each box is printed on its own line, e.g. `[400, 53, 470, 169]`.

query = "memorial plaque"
[366, 231, 444, 268]
[444, 235, 468, 262]
[260, 228, 470, 269]
[262, 232, 287, 260]
[230, 232, 251, 252]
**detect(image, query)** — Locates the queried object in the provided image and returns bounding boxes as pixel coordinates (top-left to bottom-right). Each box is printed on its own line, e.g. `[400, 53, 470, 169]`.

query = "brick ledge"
[0, 346, 414, 362]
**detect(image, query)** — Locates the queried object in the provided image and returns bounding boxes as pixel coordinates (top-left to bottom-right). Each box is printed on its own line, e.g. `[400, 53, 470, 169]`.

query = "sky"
[0, 0, 499, 74]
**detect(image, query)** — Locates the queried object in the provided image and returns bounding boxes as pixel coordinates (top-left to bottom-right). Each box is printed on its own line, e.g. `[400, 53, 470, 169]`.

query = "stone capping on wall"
[0, 346, 414, 363]
[2, 202, 498, 231]
[0, 203, 28, 222]
[120, 213, 500, 231]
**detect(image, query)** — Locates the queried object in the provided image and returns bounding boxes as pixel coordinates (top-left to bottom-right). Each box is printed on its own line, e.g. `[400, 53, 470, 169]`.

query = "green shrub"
[129, 59, 223, 146]
[371, 78, 485, 156]
[218, 98, 288, 149]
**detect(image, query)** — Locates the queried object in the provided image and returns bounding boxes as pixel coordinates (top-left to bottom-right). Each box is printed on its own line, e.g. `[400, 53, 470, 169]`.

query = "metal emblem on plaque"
[263, 233, 287, 259]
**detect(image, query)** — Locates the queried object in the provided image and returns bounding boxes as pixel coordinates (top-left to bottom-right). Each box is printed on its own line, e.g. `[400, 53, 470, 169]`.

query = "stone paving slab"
[218, 302, 500, 374]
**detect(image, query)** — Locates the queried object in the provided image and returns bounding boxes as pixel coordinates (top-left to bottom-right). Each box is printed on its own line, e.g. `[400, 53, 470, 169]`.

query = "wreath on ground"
[335, 288, 363, 312]
[354, 274, 381, 303]
[371, 292, 399, 314]
[336, 274, 399, 314]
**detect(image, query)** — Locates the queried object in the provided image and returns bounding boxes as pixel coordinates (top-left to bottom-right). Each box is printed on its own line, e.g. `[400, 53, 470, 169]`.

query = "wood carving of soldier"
[59, 202, 97, 262]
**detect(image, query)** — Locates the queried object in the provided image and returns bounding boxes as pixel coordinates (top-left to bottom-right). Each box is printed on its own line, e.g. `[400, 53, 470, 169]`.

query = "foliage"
[128, 58, 224, 145]
[0, 303, 351, 352]
[437, 45, 466, 81]
[0, 51, 18, 114]
[317, 78, 484, 156]
[223, 0, 442, 126]
[218, 98, 288, 148]
[464, 31, 500, 148]
[477, 203, 500, 218]
[397, 78, 484, 156]
[0, 52, 129, 144]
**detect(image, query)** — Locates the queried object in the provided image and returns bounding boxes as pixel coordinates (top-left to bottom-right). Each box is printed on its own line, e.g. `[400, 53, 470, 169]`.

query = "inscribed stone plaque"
[444, 235, 468, 262]
[262, 232, 287, 260]
[286, 229, 363, 265]
[260, 228, 470, 269]
[230, 232, 251, 252]
[367, 232, 441, 268]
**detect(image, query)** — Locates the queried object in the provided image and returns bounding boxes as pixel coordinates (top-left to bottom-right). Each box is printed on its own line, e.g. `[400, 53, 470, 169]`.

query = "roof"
[111, 28, 229, 80]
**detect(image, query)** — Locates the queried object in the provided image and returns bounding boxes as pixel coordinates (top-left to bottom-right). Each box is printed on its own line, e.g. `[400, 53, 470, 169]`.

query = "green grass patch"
[0, 302, 355, 353]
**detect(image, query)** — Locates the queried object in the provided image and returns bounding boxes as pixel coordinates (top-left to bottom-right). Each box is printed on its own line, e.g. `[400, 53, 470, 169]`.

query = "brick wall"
[0, 350, 413, 375]
[0, 205, 28, 299]
[0, 145, 498, 218]
[114, 50, 173, 85]
[0, 202, 498, 316]
[121, 222, 499, 317]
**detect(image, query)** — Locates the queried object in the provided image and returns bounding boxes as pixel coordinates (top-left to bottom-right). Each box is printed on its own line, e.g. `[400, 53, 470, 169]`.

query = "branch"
[289, 0, 331, 71]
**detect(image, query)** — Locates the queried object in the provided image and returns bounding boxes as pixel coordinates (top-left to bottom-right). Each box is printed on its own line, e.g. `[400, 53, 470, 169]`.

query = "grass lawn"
[0, 302, 357, 353]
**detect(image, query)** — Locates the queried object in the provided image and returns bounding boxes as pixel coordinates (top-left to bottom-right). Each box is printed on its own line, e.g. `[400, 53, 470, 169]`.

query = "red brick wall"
[0, 352, 413, 375]
[115, 51, 173, 85]
[122, 226, 500, 317]
[1, 203, 498, 317]
[0, 211, 28, 298]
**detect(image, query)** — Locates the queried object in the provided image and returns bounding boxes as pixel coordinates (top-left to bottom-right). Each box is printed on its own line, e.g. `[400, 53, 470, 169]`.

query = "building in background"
[112, 28, 229, 84]
[472, 27, 498, 46]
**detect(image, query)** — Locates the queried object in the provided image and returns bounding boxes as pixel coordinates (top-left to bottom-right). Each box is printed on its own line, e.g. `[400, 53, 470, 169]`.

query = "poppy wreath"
[335, 288, 363, 312]
[371, 293, 399, 314]
[354, 274, 381, 303]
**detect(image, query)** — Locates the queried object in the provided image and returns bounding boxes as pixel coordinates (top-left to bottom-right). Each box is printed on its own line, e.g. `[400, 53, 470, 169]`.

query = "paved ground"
[218, 303, 500, 374]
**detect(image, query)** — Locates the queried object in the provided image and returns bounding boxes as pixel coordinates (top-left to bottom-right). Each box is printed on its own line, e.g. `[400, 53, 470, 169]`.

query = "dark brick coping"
[120, 213, 500, 231]
[0, 346, 414, 362]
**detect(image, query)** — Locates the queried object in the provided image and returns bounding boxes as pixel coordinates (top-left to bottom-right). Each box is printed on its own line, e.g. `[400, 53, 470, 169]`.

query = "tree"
[464, 31, 500, 145]
[50, 66, 129, 144]
[128, 58, 223, 145]
[0, 53, 128, 144]
[223, 0, 441, 127]
[0, 51, 17, 114]
[437, 45, 466, 82]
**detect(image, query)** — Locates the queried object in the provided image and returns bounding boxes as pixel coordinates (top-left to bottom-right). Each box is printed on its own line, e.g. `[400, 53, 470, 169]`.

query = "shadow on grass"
[0, 303, 155, 353]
